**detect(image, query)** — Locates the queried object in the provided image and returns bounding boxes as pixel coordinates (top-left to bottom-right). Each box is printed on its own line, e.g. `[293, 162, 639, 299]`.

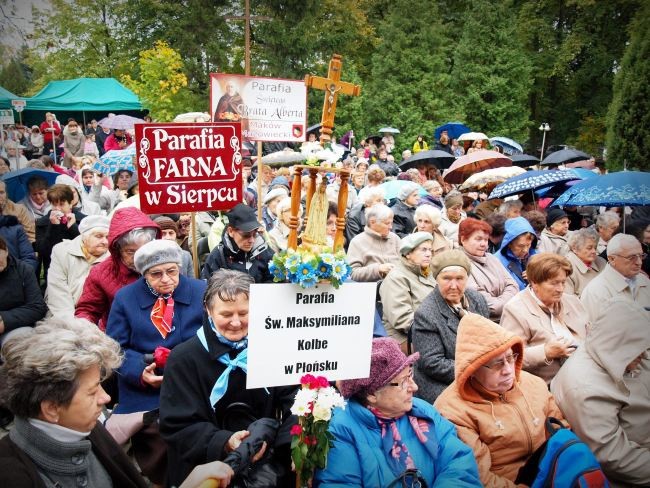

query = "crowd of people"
[0, 116, 648, 487]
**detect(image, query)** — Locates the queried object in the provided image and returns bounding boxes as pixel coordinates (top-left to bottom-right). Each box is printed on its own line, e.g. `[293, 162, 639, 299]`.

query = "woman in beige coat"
[500, 253, 589, 384]
[564, 228, 607, 297]
[380, 232, 437, 351]
[460, 218, 519, 321]
[413, 204, 452, 255]
[45, 215, 110, 319]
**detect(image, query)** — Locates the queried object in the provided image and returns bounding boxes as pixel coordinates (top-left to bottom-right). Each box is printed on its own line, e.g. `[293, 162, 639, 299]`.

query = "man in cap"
[201, 203, 274, 283]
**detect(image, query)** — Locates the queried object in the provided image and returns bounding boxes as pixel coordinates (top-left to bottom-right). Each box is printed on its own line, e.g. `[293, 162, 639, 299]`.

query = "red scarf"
[150, 295, 175, 339]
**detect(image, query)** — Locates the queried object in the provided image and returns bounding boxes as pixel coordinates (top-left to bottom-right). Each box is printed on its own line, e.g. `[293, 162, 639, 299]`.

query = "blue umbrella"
[489, 136, 523, 155]
[379, 180, 427, 201]
[92, 146, 136, 175]
[536, 169, 597, 198]
[434, 122, 471, 141]
[1, 168, 60, 202]
[489, 169, 587, 199]
[550, 171, 650, 207]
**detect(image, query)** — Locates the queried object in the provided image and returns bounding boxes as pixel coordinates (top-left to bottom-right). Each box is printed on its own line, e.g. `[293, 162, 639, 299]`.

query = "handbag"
[387, 468, 428, 488]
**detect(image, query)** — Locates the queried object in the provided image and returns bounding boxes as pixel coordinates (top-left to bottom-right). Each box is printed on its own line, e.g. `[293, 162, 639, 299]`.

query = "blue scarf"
[196, 316, 248, 409]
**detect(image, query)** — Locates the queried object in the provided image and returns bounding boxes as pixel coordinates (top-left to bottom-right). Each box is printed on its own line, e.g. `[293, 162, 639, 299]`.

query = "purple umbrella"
[98, 114, 145, 131]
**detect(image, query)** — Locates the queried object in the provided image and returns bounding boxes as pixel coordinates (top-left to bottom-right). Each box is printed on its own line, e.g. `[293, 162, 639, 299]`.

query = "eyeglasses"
[236, 229, 259, 239]
[147, 267, 180, 280]
[482, 353, 518, 371]
[613, 253, 647, 262]
[388, 369, 415, 390]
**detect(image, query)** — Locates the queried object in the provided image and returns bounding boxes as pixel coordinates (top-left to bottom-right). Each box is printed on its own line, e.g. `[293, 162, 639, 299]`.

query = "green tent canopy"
[0, 85, 20, 109]
[24, 77, 142, 111]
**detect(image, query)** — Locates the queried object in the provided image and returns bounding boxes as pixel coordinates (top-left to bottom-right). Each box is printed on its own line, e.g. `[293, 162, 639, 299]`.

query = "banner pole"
[256, 140, 263, 221]
[191, 212, 199, 278]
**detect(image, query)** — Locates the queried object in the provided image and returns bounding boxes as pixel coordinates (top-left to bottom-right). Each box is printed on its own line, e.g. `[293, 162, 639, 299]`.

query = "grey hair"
[358, 186, 386, 206]
[204, 269, 254, 309]
[0, 318, 122, 418]
[365, 203, 393, 222]
[422, 180, 442, 192]
[568, 228, 599, 251]
[596, 211, 620, 230]
[498, 200, 523, 214]
[115, 227, 157, 250]
[276, 196, 302, 217]
[414, 204, 442, 228]
[607, 233, 639, 256]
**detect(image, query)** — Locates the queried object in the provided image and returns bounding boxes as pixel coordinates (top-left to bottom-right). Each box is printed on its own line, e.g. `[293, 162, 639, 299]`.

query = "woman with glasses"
[435, 313, 566, 487]
[316, 337, 481, 487]
[105, 239, 206, 486]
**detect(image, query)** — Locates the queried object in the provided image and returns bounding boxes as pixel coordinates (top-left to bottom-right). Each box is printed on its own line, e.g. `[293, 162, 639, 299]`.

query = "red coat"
[39, 120, 61, 145]
[75, 207, 159, 329]
[103, 132, 133, 152]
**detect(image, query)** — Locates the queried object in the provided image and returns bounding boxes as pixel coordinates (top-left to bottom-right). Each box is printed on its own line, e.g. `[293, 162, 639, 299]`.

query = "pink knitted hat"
[339, 337, 420, 398]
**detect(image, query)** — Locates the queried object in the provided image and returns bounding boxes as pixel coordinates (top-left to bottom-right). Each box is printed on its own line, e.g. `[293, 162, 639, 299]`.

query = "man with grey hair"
[345, 185, 386, 247]
[580, 233, 650, 322]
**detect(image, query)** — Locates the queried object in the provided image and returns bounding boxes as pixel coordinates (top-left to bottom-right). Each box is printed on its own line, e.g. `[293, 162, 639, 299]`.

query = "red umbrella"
[442, 149, 512, 184]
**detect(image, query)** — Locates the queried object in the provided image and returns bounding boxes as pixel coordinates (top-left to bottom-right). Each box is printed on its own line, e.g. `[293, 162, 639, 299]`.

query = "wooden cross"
[224, 0, 271, 75]
[305, 54, 361, 145]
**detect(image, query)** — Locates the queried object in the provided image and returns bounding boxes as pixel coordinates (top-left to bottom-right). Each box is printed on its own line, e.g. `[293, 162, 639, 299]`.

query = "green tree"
[361, 0, 457, 156]
[0, 54, 30, 95]
[121, 41, 193, 121]
[451, 0, 532, 144]
[605, 3, 650, 171]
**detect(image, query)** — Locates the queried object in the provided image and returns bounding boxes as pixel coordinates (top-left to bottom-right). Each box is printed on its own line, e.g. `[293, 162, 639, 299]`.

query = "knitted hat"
[397, 182, 420, 201]
[134, 239, 183, 275]
[227, 203, 263, 232]
[338, 337, 420, 398]
[270, 175, 291, 192]
[400, 231, 433, 256]
[78, 215, 110, 235]
[444, 191, 463, 209]
[429, 249, 471, 278]
[546, 208, 568, 228]
[154, 216, 178, 236]
[263, 187, 288, 205]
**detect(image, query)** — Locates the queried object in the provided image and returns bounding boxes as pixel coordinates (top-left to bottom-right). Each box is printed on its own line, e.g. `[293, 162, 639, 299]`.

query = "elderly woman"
[435, 313, 567, 487]
[106, 239, 207, 486]
[460, 218, 519, 321]
[414, 204, 452, 255]
[380, 232, 437, 351]
[564, 228, 607, 297]
[315, 337, 481, 487]
[0, 319, 235, 488]
[159, 270, 297, 487]
[391, 182, 420, 238]
[262, 187, 288, 231]
[411, 250, 489, 403]
[500, 253, 589, 384]
[46, 215, 110, 319]
[595, 211, 620, 255]
[439, 191, 466, 246]
[154, 216, 195, 277]
[347, 203, 401, 282]
[267, 196, 302, 253]
[497, 216, 538, 290]
[345, 185, 385, 246]
[418, 179, 444, 209]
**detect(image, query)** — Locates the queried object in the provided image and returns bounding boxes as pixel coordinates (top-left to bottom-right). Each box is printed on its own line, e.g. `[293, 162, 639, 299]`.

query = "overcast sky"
[0, 0, 50, 51]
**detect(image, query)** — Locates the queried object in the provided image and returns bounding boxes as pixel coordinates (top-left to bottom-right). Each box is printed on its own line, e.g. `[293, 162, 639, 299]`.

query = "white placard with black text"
[247, 282, 376, 389]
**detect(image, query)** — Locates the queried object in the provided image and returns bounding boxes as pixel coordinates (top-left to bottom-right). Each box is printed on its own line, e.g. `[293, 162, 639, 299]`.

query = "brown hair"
[366, 166, 386, 185]
[459, 218, 492, 245]
[46, 184, 74, 204]
[526, 253, 573, 284]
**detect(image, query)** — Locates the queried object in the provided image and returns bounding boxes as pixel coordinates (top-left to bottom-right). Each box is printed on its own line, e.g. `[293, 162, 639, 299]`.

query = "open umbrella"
[260, 149, 307, 167]
[489, 136, 523, 155]
[1, 168, 60, 202]
[489, 169, 591, 199]
[550, 171, 650, 208]
[399, 150, 455, 171]
[442, 150, 511, 184]
[378, 127, 400, 134]
[540, 148, 590, 166]
[98, 114, 145, 131]
[459, 166, 526, 193]
[457, 132, 489, 142]
[93, 146, 136, 175]
[434, 122, 471, 141]
[535, 169, 598, 198]
[379, 180, 427, 201]
[510, 154, 540, 167]
[365, 134, 382, 145]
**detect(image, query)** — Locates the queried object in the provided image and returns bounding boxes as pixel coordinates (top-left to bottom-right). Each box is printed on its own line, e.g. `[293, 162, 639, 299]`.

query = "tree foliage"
[605, 2, 650, 171]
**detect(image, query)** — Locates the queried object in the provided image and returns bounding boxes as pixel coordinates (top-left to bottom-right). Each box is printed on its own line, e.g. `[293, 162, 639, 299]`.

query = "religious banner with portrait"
[210, 73, 307, 142]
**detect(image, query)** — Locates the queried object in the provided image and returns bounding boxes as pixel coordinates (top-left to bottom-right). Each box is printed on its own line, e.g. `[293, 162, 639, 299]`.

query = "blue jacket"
[106, 275, 206, 414]
[0, 215, 37, 271]
[315, 398, 481, 487]
[497, 217, 538, 290]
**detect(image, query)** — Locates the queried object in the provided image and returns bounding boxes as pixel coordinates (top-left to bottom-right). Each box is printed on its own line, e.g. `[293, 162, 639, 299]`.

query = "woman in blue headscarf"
[159, 269, 298, 487]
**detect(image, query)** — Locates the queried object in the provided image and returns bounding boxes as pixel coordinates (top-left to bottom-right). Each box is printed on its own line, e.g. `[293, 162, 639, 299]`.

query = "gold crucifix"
[305, 54, 361, 145]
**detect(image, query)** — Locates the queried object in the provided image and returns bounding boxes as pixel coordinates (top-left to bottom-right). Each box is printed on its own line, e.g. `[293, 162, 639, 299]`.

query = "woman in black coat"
[391, 182, 420, 238]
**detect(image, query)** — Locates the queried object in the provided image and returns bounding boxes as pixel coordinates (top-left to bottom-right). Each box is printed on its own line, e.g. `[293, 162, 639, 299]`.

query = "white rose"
[312, 403, 332, 422]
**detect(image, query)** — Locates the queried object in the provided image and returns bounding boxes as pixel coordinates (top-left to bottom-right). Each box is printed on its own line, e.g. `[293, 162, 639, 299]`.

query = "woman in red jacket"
[39, 112, 61, 157]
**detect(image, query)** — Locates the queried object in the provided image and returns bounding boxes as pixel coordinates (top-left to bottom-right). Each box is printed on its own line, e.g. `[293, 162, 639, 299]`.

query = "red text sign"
[135, 123, 242, 213]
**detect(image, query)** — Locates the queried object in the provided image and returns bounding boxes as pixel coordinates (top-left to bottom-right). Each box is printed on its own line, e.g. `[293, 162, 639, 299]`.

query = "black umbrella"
[365, 134, 382, 145]
[510, 154, 540, 167]
[540, 149, 590, 166]
[399, 150, 456, 171]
